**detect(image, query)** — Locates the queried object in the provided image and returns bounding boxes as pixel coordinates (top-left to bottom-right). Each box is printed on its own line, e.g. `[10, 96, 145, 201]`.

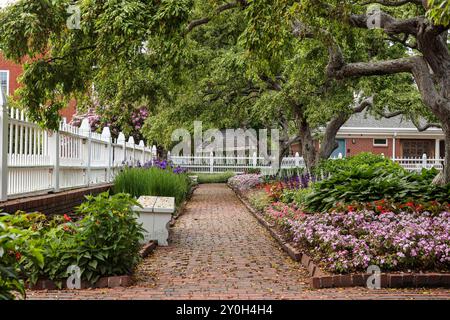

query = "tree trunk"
[298, 119, 318, 172]
[443, 126, 450, 184]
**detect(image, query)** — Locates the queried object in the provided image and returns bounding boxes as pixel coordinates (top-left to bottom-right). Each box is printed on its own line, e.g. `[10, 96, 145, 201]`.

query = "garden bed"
[230, 184, 450, 289]
[28, 240, 158, 291]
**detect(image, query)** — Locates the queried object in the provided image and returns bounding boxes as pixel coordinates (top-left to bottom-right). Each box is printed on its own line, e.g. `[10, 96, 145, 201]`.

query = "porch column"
[435, 139, 441, 166]
[392, 134, 397, 160]
[435, 139, 440, 159]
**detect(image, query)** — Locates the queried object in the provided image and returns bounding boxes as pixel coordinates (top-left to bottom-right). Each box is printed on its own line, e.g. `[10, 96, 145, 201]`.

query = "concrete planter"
[133, 196, 175, 246]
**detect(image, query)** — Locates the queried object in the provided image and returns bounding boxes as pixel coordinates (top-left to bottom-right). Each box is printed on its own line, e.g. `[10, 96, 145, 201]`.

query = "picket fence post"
[422, 153, 427, 169]
[152, 145, 157, 160]
[138, 140, 144, 165]
[210, 151, 214, 173]
[48, 130, 60, 192]
[80, 119, 92, 187]
[128, 136, 135, 167]
[117, 132, 126, 164]
[295, 152, 300, 168]
[102, 127, 112, 182]
[0, 90, 8, 201]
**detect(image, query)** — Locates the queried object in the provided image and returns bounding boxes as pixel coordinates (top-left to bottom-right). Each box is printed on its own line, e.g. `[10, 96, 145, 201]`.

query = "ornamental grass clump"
[113, 167, 191, 206]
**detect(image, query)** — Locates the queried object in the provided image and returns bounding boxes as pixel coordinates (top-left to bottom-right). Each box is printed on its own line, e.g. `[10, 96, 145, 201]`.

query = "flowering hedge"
[289, 210, 450, 274]
[228, 174, 262, 191]
[265, 202, 304, 235]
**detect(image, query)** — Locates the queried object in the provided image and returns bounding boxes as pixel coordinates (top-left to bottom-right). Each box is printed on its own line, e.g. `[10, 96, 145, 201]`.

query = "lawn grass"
[195, 172, 235, 184]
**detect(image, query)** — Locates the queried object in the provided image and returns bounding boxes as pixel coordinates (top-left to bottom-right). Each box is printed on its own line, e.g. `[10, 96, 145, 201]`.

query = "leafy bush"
[280, 188, 313, 207]
[0, 214, 44, 300]
[197, 172, 235, 184]
[248, 191, 272, 212]
[304, 164, 447, 212]
[313, 152, 396, 176]
[71, 193, 143, 284]
[114, 167, 191, 206]
[1, 192, 144, 291]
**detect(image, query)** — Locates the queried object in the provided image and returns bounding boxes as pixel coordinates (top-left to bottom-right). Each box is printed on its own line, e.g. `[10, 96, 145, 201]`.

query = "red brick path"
[27, 184, 450, 300]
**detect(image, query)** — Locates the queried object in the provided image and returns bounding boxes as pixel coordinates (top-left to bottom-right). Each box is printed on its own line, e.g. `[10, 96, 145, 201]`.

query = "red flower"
[405, 202, 415, 208]
[376, 205, 384, 211]
[64, 214, 72, 222]
[347, 206, 355, 212]
[15, 252, 21, 261]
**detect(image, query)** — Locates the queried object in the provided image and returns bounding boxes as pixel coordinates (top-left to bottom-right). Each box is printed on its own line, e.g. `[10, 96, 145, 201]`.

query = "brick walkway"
[27, 184, 450, 300]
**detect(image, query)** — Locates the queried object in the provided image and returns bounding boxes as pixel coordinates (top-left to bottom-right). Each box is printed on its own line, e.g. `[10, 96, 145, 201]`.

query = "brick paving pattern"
[27, 184, 450, 300]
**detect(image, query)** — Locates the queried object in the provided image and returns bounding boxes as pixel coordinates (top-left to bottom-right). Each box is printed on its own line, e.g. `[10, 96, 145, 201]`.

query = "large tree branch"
[349, 12, 421, 35]
[374, 108, 442, 131]
[320, 96, 374, 159]
[411, 117, 443, 131]
[186, 1, 248, 33]
[361, 0, 423, 7]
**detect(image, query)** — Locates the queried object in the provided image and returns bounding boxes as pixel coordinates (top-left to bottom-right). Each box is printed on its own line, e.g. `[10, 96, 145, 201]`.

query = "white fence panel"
[7, 108, 53, 196]
[0, 94, 154, 201]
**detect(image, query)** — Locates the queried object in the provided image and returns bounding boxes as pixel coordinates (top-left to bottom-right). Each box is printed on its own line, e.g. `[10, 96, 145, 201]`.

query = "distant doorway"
[330, 139, 346, 158]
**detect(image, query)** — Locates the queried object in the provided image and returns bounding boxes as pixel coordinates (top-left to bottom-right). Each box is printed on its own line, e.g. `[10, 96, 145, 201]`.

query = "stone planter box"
[133, 196, 175, 246]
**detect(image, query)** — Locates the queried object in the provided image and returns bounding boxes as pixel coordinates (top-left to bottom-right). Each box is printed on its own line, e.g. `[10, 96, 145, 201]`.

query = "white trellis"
[0, 92, 156, 201]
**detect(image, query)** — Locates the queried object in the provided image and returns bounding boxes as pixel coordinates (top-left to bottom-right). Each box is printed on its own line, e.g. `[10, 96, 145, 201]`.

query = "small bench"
[133, 196, 175, 246]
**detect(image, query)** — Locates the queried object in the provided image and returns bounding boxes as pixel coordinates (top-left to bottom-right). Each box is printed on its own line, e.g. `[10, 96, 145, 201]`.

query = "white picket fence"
[0, 95, 155, 201]
[169, 152, 445, 174]
[393, 155, 445, 172]
[169, 152, 304, 174]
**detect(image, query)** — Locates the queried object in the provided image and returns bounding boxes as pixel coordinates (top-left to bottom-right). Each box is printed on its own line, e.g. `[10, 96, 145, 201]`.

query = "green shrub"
[304, 164, 447, 212]
[0, 214, 44, 300]
[1, 192, 145, 290]
[114, 167, 191, 206]
[313, 152, 396, 176]
[280, 187, 313, 207]
[248, 191, 272, 212]
[196, 172, 235, 184]
[63, 192, 143, 284]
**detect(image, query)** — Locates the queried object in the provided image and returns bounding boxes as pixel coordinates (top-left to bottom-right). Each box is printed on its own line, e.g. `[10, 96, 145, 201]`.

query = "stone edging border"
[230, 184, 450, 289]
[28, 241, 158, 291]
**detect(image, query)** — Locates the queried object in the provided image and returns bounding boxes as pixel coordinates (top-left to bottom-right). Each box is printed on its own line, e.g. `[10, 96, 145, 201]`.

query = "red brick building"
[291, 113, 445, 160]
[0, 53, 77, 121]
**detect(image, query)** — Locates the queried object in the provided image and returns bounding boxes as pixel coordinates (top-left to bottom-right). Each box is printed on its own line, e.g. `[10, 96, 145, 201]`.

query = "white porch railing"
[0, 93, 155, 201]
[393, 155, 445, 172]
